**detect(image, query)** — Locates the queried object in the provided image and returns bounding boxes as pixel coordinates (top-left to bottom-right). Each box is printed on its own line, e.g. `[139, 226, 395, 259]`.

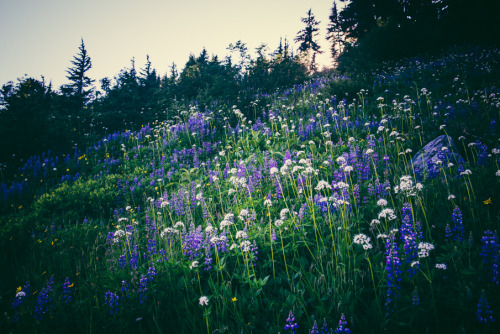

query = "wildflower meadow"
[1, 48, 500, 333]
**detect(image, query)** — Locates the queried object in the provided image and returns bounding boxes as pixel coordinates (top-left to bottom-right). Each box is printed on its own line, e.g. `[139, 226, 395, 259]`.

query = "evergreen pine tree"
[326, 1, 343, 65]
[294, 9, 322, 71]
[63, 38, 94, 105]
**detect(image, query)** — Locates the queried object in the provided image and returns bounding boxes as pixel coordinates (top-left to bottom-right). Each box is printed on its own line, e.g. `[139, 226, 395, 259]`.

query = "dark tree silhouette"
[295, 9, 322, 71]
[63, 39, 95, 105]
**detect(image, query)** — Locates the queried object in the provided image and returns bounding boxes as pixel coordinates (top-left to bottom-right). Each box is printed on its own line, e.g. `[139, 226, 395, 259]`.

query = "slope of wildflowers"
[1, 47, 500, 333]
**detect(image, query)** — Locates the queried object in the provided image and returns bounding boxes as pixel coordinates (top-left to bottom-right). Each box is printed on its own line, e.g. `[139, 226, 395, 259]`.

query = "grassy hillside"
[1, 47, 500, 333]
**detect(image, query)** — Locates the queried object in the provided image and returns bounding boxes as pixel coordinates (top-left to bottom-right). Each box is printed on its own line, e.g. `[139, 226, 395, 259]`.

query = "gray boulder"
[411, 135, 464, 172]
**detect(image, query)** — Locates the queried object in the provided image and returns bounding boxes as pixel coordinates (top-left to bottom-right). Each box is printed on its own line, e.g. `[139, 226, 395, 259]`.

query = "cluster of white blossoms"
[377, 199, 388, 207]
[220, 213, 234, 229]
[280, 208, 289, 220]
[274, 219, 284, 228]
[280, 159, 293, 175]
[333, 181, 349, 190]
[235, 230, 248, 240]
[315, 180, 332, 191]
[353, 233, 373, 250]
[240, 240, 252, 252]
[190, 260, 199, 270]
[199, 296, 209, 306]
[418, 242, 435, 258]
[228, 175, 247, 188]
[210, 235, 227, 245]
[238, 208, 250, 221]
[343, 165, 354, 173]
[460, 169, 472, 176]
[160, 227, 177, 238]
[394, 175, 423, 197]
[378, 208, 397, 220]
[264, 198, 272, 207]
[435, 263, 447, 270]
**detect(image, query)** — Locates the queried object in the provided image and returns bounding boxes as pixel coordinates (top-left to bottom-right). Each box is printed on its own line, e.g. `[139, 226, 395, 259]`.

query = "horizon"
[0, 0, 339, 90]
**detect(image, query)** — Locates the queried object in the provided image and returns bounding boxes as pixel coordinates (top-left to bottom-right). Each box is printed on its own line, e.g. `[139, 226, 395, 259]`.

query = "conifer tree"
[64, 38, 94, 104]
[326, 1, 343, 65]
[294, 9, 322, 71]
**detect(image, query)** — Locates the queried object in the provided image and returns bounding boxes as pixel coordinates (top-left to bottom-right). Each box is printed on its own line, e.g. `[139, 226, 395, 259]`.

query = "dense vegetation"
[1, 1, 500, 333]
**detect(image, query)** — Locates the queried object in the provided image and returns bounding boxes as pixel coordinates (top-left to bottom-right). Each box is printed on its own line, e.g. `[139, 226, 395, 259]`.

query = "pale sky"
[0, 0, 340, 90]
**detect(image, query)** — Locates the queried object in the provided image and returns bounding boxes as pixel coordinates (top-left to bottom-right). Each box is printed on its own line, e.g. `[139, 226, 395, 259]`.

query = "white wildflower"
[315, 180, 332, 191]
[190, 261, 199, 270]
[418, 242, 435, 258]
[280, 208, 289, 220]
[199, 296, 209, 306]
[378, 208, 397, 221]
[435, 263, 447, 270]
[377, 199, 388, 207]
[235, 230, 247, 239]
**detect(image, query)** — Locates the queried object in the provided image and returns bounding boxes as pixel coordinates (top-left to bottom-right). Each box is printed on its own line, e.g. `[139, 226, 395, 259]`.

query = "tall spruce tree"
[326, 1, 343, 64]
[64, 38, 94, 105]
[295, 9, 322, 71]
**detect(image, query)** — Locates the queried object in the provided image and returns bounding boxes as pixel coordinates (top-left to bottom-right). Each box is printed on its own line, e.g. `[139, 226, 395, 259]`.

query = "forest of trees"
[1, 0, 498, 171]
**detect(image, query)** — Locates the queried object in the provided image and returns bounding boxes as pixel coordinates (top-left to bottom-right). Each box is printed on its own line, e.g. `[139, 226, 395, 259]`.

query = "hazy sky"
[0, 0, 340, 89]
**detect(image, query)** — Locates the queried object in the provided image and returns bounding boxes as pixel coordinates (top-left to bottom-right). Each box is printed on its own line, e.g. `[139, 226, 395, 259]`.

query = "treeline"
[0, 38, 308, 170]
[329, 0, 500, 70]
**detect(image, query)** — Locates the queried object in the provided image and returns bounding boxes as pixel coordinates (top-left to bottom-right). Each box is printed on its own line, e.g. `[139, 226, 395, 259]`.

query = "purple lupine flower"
[104, 291, 119, 315]
[310, 320, 319, 334]
[476, 291, 495, 324]
[480, 230, 500, 285]
[61, 277, 72, 303]
[320, 318, 329, 334]
[400, 204, 419, 277]
[385, 232, 402, 317]
[118, 252, 127, 270]
[445, 224, 452, 240]
[34, 275, 54, 320]
[451, 206, 465, 242]
[412, 287, 420, 306]
[182, 223, 204, 260]
[475, 140, 488, 167]
[352, 184, 360, 204]
[11, 281, 30, 322]
[147, 238, 157, 258]
[284, 310, 299, 333]
[334, 313, 351, 333]
[120, 280, 130, 299]
[138, 265, 157, 303]
[130, 245, 139, 270]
